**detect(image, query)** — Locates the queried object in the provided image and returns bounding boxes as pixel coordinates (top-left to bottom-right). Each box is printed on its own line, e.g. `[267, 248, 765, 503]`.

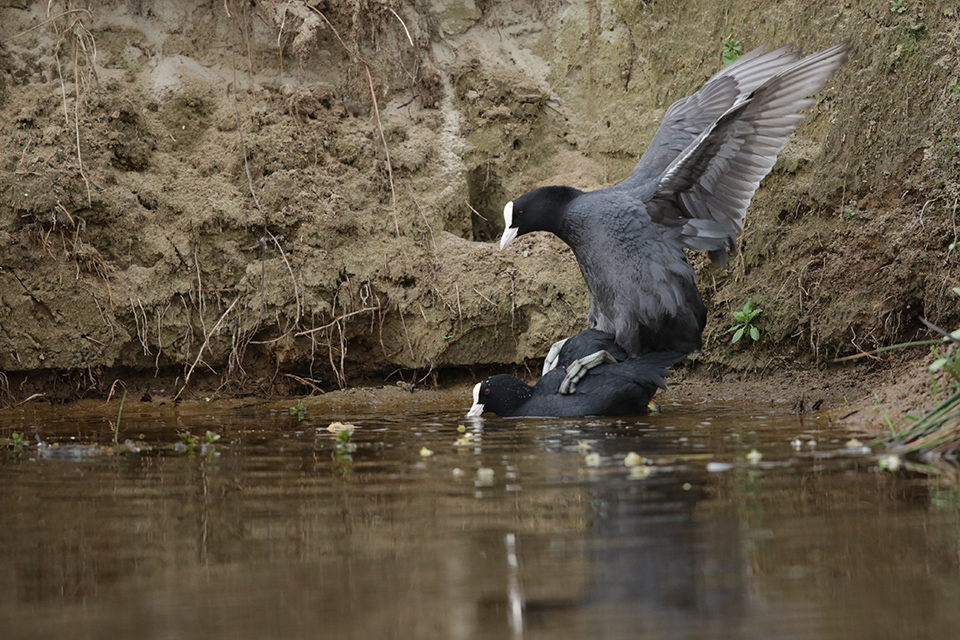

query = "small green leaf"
[749, 325, 760, 341]
[732, 326, 745, 343]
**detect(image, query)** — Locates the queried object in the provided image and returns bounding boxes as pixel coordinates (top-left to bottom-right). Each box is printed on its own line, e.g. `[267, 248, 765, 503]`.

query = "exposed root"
[294, 306, 383, 336]
[176, 295, 243, 400]
[306, 5, 399, 236]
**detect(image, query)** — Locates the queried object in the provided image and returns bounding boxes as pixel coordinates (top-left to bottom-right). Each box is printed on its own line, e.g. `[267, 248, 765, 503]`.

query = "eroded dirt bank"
[0, 1, 958, 414]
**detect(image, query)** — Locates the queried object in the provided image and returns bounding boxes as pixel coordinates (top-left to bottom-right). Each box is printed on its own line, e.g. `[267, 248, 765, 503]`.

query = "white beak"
[499, 201, 518, 250]
[466, 382, 484, 417]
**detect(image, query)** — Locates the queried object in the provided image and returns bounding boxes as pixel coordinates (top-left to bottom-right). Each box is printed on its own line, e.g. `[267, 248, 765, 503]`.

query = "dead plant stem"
[307, 6, 399, 236]
[295, 306, 382, 336]
[176, 295, 242, 400]
[70, 23, 92, 206]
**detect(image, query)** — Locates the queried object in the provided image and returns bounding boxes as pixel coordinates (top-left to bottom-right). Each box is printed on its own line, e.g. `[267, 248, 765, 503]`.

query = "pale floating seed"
[624, 452, 643, 467]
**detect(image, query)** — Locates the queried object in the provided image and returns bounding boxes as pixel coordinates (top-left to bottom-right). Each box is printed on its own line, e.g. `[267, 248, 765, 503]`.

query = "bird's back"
[560, 192, 706, 356]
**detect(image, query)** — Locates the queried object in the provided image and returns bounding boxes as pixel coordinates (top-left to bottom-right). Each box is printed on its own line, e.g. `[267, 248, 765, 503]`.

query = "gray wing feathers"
[617, 43, 805, 188]
[649, 43, 848, 263]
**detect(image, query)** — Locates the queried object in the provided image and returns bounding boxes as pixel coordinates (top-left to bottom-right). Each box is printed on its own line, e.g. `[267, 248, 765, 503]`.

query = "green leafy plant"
[175, 431, 197, 456]
[333, 428, 356, 462]
[890, 0, 906, 14]
[721, 36, 742, 66]
[728, 298, 762, 343]
[335, 428, 355, 452]
[205, 431, 221, 444]
[11, 432, 25, 453]
[289, 399, 307, 421]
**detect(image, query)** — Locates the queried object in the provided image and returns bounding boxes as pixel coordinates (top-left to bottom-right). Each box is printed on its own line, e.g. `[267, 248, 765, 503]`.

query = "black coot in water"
[499, 43, 847, 358]
[466, 329, 684, 418]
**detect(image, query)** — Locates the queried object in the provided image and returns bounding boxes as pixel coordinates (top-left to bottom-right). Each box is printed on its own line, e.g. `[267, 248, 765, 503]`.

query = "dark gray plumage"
[499, 43, 848, 357]
[466, 329, 684, 418]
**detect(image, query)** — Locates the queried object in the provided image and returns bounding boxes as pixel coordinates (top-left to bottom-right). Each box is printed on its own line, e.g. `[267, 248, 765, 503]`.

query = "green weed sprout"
[890, 0, 906, 14]
[12, 432, 25, 453]
[729, 297, 762, 343]
[721, 36, 742, 66]
[289, 399, 307, 421]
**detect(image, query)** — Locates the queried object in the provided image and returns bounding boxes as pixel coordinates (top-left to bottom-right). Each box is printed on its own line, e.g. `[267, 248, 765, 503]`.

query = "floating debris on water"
[453, 435, 474, 447]
[457, 424, 466, 433]
[476, 467, 495, 486]
[879, 455, 902, 472]
[628, 465, 653, 479]
[576, 440, 593, 454]
[706, 462, 734, 473]
[326, 421, 357, 434]
[746, 449, 763, 464]
[841, 438, 871, 455]
[584, 452, 602, 467]
[624, 452, 643, 467]
[419, 447, 434, 457]
[791, 438, 803, 450]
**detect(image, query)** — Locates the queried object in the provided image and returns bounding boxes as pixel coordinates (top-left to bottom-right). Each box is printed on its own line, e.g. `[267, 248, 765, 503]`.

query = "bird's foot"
[541, 338, 569, 376]
[559, 350, 619, 395]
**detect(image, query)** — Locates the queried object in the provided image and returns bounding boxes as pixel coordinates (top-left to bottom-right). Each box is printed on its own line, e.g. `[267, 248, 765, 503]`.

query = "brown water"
[2, 393, 959, 640]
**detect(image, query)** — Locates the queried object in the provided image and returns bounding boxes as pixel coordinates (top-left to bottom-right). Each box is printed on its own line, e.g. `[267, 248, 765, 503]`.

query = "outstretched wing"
[646, 43, 848, 264]
[614, 43, 804, 196]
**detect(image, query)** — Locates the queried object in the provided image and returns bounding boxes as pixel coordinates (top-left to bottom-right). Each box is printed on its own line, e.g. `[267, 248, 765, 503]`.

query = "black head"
[499, 186, 582, 250]
[466, 375, 534, 417]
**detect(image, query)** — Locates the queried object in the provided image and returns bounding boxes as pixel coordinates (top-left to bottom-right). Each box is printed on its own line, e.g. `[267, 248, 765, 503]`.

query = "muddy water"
[2, 393, 959, 640]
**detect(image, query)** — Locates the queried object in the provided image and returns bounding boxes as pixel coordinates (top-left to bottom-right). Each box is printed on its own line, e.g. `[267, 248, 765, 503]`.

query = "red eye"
[518, 210, 525, 216]
[484, 389, 490, 396]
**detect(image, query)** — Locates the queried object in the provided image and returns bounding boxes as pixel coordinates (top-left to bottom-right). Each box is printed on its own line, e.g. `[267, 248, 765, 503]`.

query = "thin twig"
[411, 196, 436, 252]
[295, 306, 382, 336]
[388, 7, 414, 47]
[233, 97, 264, 214]
[70, 24, 92, 206]
[832, 338, 947, 362]
[465, 200, 489, 222]
[283, 373, 325, 394]
[473, 287, 495, 306]
[175, 295, 242, 400]
[266, 230, 302, 324]
[13, 393, 45, 406]
[307, 6, 399, 236]
[249, 330, 293, 345]
[920, 318, 960, 346]
[398, 309, 415, 360]
[114, 389, 127, 445]
[1, 8, 91, 44]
